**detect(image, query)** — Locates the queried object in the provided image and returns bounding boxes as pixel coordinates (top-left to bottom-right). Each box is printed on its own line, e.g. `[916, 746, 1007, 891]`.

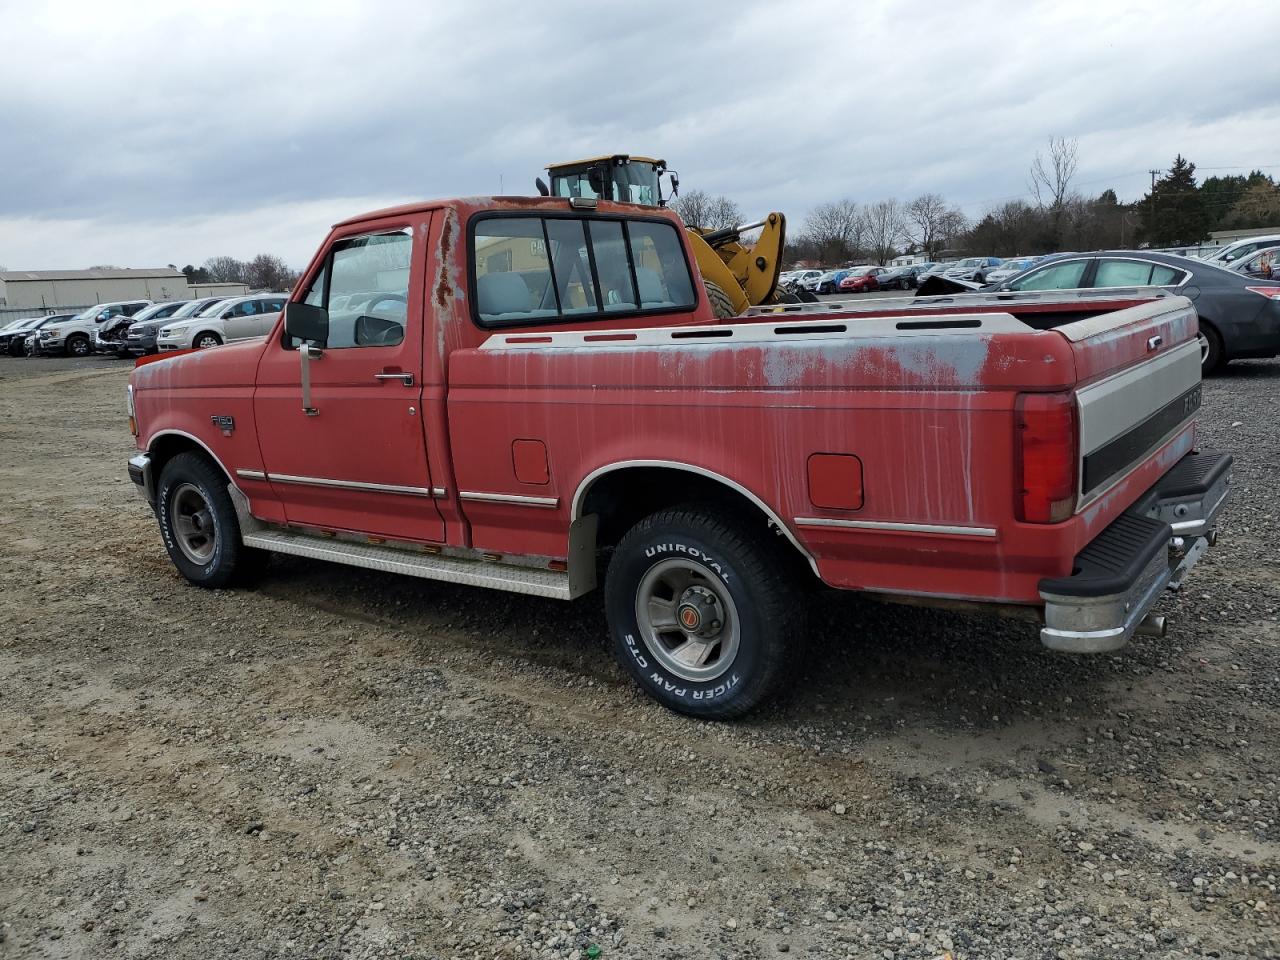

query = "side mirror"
[284, 301, 328, 344]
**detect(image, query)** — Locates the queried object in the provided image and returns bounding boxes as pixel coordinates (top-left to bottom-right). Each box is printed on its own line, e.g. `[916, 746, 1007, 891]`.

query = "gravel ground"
[1, 353, 1277, 960]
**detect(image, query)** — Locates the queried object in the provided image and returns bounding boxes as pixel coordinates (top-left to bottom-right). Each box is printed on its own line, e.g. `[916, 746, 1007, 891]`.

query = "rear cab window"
[470, 214, 696, 326]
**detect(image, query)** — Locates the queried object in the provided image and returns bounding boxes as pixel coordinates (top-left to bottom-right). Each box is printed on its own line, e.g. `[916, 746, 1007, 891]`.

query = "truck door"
[252, 220, 446, 543]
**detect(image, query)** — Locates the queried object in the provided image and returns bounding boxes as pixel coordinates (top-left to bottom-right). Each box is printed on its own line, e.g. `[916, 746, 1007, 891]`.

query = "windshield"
[74, 304, 105, 320]
[552, 162, 661, 206]
[194, 299, 229, 316]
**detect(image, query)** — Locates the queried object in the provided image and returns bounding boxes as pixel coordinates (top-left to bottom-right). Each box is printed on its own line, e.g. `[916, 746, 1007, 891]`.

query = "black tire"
[66, 334, 91, 357]
[1198, 321, 1224, 375]
[703, 281, 738, 319]
[156, 452, 262, 589]
[974, 272, 985, 284]
[604, 504, 805, 719]
[194, 331, 223, 349]
[899, 278, 910, 290]
[771, 288, 801, 304]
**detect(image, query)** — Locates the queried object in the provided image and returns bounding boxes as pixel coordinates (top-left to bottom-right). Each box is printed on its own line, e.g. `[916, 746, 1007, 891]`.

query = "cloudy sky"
[2, 0, 1277, 270]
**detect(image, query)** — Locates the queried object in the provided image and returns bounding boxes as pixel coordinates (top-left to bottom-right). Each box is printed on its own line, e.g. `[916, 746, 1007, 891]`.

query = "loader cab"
[542, 155, 675, 207]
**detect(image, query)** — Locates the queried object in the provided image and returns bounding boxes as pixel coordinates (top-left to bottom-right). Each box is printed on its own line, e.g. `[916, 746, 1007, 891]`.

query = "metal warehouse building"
[0, 268, 192, 310]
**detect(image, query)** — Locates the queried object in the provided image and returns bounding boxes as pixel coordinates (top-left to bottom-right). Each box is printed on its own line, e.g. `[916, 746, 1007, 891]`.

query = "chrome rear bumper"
[1040, 451, 1231, 653]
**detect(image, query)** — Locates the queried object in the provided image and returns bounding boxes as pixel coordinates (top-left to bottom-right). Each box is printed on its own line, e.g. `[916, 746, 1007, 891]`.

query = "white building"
[0, 268, 191, 310]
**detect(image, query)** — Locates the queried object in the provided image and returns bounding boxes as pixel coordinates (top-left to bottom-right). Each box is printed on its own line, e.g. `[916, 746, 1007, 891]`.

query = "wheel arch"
[192, 329, 223, 347]
[572, 460, 819, 577]
[146, 429, 237, 496]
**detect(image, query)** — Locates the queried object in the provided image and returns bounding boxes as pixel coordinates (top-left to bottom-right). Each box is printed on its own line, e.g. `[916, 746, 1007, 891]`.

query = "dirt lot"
[1, 354, 1277, 960]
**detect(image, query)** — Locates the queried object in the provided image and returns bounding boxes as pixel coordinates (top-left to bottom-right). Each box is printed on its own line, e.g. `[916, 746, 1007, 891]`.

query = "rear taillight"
[1245, 286, 1280, 300]
[1016, 391, 1078, 523]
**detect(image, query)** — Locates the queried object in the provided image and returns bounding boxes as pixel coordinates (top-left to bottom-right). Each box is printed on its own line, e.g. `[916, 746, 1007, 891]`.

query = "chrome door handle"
[374, 372, 414, 386]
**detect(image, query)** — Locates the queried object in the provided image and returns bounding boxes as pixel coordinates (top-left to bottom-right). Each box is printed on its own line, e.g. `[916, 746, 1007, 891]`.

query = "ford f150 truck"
[126, 195, 1231, 718]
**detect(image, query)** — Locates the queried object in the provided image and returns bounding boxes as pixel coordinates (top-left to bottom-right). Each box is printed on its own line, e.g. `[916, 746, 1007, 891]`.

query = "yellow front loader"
[537, 154, 790, 317]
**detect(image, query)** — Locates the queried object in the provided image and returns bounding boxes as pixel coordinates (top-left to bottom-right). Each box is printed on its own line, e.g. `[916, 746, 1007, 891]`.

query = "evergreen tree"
[1138, 156, 1208, 246]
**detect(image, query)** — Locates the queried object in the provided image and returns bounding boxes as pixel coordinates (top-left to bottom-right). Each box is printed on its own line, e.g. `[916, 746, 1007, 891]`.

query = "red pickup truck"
[126, 195, 1231, 718]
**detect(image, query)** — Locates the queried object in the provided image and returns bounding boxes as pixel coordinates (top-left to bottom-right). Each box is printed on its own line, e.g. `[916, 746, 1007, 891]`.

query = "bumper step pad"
[1038, 450, 1231, 653]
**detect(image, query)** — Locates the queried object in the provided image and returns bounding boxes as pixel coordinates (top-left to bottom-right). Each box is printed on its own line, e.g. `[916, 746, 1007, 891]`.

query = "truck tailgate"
[1056, 296, 1201, 508]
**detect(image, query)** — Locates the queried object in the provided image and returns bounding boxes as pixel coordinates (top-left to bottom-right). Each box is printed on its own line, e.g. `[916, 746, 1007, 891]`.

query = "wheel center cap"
[676, 587, 722, 639]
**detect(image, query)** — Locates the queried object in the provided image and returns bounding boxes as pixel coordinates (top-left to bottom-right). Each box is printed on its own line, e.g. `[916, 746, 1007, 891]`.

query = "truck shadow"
[262, 553, 1174, 737]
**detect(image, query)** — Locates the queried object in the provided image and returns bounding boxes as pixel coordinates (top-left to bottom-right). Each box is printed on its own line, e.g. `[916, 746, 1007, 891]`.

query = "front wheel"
[156, 452, 263, 588]
[194, 332, 223, 350]
[66, 334, 91, 357]
[605, 505, 805, 719]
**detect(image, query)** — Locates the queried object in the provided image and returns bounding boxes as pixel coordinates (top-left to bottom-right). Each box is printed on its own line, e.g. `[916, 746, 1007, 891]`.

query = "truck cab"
[127, 195, 1230, 719]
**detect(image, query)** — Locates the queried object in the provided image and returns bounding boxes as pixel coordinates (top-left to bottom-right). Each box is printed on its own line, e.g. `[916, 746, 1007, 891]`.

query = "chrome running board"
[242, 528, 580, 599]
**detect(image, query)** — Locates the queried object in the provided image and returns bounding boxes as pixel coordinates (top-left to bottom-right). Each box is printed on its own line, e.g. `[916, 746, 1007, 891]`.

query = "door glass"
[324, 231, 412, 348]
[1094, 260, 1154, 287]
[1009, 260, 1088, 291]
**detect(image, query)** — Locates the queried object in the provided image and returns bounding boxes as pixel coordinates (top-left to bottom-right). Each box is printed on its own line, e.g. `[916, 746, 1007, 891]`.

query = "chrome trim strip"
[571, 459, 819, 575]
[431, 486, 447, 497]
[236, 469, 267, 481]
[458, 491, 559, 507]
[267, 473, 437, 497]
[793, 517, 998, 538]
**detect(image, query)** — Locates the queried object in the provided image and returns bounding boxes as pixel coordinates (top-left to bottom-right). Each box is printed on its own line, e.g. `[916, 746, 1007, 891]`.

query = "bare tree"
[670, 190, 743, 231]
[1029, 136, 1079, 210]
[864, 199, 905, 265]
[802, 199, 864, 264]
[203, 256, 247, 283]
[905, 193, 967, 260]
[245, 254, 296, 292]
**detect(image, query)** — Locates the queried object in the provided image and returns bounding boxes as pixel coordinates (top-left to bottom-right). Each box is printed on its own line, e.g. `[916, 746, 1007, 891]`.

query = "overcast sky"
[2, 0, 1277, 271]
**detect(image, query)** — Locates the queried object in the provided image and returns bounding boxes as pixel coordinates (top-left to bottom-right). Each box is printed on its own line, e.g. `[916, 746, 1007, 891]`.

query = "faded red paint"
[130, 195, 1208, 608]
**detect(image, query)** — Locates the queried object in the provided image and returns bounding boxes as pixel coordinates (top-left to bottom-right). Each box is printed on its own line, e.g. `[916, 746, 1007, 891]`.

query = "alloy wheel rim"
[170, 483, 217, 564]
[635, 558, 740, 683]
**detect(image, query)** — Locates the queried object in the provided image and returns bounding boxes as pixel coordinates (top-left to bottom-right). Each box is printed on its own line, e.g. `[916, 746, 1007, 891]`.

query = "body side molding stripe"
[793, 517, 998, 538]
[234, 468, 442, 498]
[458, 491, 559, 507]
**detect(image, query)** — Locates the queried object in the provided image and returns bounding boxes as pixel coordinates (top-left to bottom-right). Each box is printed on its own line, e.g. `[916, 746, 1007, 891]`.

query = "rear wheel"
[1198, 321, 1224, 374]
[703, 281, 738, 319]
[194, 331, 223, 349]
[604, 504, 805, 719]
[156, 452, 263, 588]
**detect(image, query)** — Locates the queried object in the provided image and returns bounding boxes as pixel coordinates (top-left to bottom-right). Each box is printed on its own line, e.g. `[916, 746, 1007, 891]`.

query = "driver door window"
[309, 231, 411, 348]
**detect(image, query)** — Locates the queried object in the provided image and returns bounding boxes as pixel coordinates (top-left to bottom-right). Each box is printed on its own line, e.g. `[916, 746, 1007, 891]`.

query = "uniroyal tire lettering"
[642, 543, 729, 582]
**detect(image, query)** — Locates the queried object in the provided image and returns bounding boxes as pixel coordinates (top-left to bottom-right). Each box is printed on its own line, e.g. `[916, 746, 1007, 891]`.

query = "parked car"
[876, 263, 934, 290]
[34, 300, 151, 356]
[837, 266, 886, 293]
[1230, 245, 1279, 280]
[95, 301, 191, 358]
[126, 298, 228, 356]
[945, 256, 1003, 283]
[984, 257, 1039, 285]
[156, 295, 288, 352]
[783, 269, 823, 293]
[125, 194, 1228, 719]
[16, 316, 74, 356]
[0, 314, 75, 356]
[985, 251, 1280, 372]
[806, 269, 853, 294]
[1199, 234, 1280, 268]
